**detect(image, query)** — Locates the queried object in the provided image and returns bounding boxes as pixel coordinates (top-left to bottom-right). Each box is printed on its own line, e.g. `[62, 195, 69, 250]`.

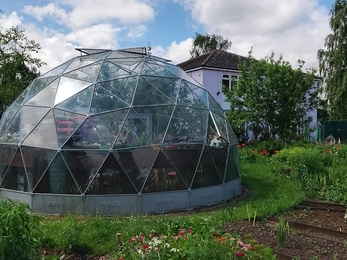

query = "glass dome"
[0, 48, 241, 214]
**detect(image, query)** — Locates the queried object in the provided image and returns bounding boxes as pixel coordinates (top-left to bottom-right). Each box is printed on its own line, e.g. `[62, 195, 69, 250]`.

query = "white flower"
[165, 243, 170, 248]
[170, 248, 180, 253]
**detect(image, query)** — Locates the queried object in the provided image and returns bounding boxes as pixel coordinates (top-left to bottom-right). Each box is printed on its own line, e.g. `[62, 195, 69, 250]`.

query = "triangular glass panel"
[114, 109, 159, 148]
[178, 106, 208, 140]
[91, 84, 128, 113]
[0, 107, 19, 137]
[61, 150, 107, 194]
[226, 121, 238, 145]
[207, 113, 228, 147]
[211, 112, 229, 142]
[0, 145, 17, 185]
[142, 162, 187, 193]
[97, 76, 137, 105]
[63, 61, 102, 82]
[208, 93, 225, 117]
[106, 58, 143, 75]
[34, 153, 80, 194]
[180, 69, 200, 86]
[141, 63, 161, 77]
[133, 106, 174, 143]
[225, 145, 241, 182]
[97, 60, 131, 82]
[41, 59, 73, 77]
[164, 144, 202, 188]
[142, 76, 179, 103]
[7, 87, 30, 110]
[148, 60, 180, 78]
[21, 146, 56, 192]
[54, 77, 93, 105]
[162, 62, 181, 78]
[207, 143, 228, 182]
[64, 55, 106, 74]
[56, 85, 93, 115]
[133, 77, 174, 106]
[1, 149, 30, 191]
[85, 153, 137, 194]
[191, 147, 222, 189]
[0, 110, 21, 144]
[113, 146, 158, 192]
[63, 109, 128, 149]
[177, 81, 206, 108]
[25, 78, 59, 107]
[164, 107, 202, 144]
[186, 82, 208, 107]
[20, 106, 50, 141]
[54, 109, 86, 147]
[22, 111, 58, 149]
[23, 76, 57, 103]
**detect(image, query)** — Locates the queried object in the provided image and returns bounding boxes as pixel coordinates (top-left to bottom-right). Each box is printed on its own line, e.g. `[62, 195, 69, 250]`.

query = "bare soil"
[224, 207, 347, 259]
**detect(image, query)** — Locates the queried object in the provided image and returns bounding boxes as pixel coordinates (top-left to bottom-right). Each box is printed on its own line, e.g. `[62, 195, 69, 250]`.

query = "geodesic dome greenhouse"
[0, 47, 241, 215]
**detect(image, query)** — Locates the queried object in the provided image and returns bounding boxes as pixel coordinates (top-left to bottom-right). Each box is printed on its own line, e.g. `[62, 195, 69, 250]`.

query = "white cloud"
[126, 25, 147, 39]
[23, 0, 154, 29]
[175, 0, 331, 69]
[153, 38, 193, 64]
[0, 11, 22, 28]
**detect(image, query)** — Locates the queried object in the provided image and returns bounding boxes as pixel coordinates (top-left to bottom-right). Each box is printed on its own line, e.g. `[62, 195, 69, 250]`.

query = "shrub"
[0, 199, 40, 260]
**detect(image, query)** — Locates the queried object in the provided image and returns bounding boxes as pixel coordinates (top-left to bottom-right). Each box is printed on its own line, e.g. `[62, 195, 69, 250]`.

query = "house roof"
[177, 50, 250, 71]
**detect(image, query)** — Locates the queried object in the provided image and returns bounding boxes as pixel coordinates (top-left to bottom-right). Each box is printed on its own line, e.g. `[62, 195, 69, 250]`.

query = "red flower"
[179, 229, 184, 236]
[236, 251, 245, 257]
[253, 149, 257, 154]
[119, 258, 124, 260]
[142, 245, 148, 249]
[241, 143, 246, 147]
[274, 150, 279, 154]
[238, 145, 241, 149]
[326, 149, 330, 154]
[261, 149, 268, 155]
[188, 227, 193, 233]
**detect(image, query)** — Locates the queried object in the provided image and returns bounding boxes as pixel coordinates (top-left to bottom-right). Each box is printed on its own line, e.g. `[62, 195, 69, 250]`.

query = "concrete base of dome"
[0, 179, 241, 215]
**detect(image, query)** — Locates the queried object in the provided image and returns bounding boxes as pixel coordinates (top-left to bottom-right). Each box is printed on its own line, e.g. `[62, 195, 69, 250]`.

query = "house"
[177, 50, 319, 141]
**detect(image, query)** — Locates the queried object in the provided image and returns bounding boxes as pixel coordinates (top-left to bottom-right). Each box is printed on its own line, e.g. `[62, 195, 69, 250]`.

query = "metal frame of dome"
[0, 47, 241, 215]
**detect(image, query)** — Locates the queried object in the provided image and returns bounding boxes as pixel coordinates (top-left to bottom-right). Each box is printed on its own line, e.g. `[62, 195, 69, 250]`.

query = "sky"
[0, 0, 336, 74]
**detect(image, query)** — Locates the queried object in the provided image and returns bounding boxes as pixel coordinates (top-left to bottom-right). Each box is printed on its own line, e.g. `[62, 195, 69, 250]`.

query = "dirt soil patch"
[224, 207, 347, 259]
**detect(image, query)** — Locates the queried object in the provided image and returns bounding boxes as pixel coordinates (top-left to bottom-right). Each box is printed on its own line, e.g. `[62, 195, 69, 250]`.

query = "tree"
[0, 24, 45, 116]
[190, 32, 231, 58]
[223, 51, 321, 142]
[317, 0, 347, 119]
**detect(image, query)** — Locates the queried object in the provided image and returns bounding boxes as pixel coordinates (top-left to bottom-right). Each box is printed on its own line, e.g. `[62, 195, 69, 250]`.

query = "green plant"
[0, 199, 41, 260]
[277, 215, 290, 247]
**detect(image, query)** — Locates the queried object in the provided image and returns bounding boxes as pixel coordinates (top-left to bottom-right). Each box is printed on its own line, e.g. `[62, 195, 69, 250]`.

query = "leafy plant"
[277, 215, 290, 247]
[0, 199, 41, 260]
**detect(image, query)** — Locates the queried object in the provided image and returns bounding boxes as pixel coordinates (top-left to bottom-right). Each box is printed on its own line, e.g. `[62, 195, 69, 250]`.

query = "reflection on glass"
[86, 153, 137, 194]
[0, 145, 17, 185]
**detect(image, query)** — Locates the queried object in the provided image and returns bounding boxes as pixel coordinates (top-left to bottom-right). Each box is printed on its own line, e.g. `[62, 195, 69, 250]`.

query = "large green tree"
[317, 0, 347, 119]
[0, 24, 45, 116]
[190, 33, 231, 58]
[223, 51, 321, 142]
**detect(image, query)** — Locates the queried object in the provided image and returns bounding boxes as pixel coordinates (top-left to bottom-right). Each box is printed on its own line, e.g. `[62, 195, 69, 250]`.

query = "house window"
[221, 74, 238, 110]
[222, 74, 238, 90]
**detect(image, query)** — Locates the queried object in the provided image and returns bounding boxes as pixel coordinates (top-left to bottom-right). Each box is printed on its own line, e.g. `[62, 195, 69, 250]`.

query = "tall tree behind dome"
[317, 0, 347, 119]
[189, 32, 232, 58]
[0, 12, 45, 117]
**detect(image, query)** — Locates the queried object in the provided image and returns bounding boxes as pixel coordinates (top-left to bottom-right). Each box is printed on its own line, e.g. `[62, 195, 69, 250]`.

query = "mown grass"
[38, 159, 304, 258]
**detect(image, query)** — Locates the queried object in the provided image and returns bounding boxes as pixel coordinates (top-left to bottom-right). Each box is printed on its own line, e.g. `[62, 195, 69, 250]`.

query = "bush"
[0, 199, 40, 260]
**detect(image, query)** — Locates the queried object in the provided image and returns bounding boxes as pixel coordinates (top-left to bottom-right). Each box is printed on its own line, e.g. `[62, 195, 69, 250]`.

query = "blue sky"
[0, 0, 336, 73]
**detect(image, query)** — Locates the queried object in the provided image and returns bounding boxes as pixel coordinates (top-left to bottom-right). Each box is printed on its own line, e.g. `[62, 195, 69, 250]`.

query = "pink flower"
[236, 251, 245, 257]
[188, 227, 193, 233]
[142, 244, 148, 249]
[179, 229, 184, 236]
[119, 258, 124, 260]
